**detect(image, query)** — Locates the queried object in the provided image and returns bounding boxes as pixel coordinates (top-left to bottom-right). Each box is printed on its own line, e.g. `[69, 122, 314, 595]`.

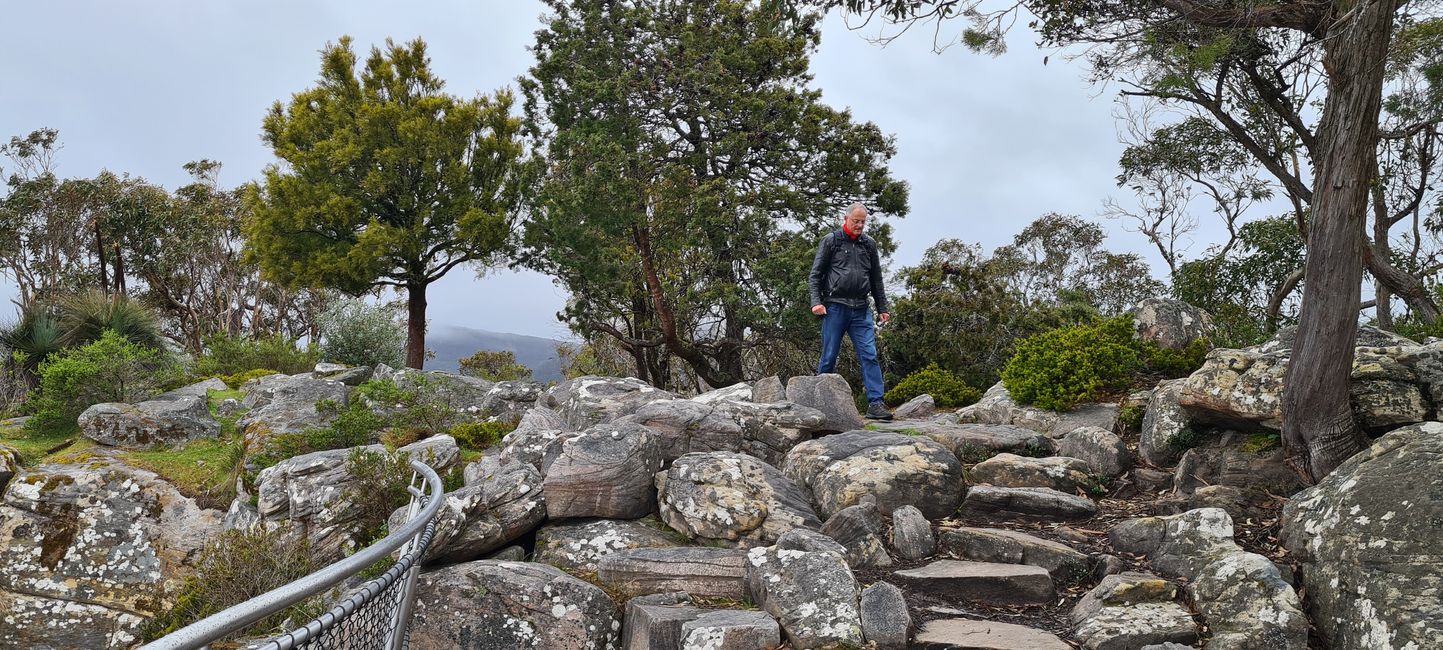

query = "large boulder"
[533, 518, 682, 572]
[238, 372, 351, 440]
[968, 453, 1097, 494]
[1140, 379, 1191, 468]
[745, 544, 865, 649]
[692, 382, 753, 404]
[597, 547, 750, 598]
[415, 458, 547, 564]
[1132, 297, 1214, 351]
[820, 501, 892, 568]
[543, 375, 677, 430]
[1058, 426, 1132, 477]
[0, 458, 223, 648]
[655, 451, 820, 547]
[1349, 348, 1430, 433]
[409, 560, 619, 650]
[783, 430, 964, 519]
[752, 376, 786, 403]
[937, 527, 1089, 579]
[621, 399, 825, 467]
[79, 393, 220, 449]
[1281, 422, 1443, 649]
[1172, 436, 1309, 498]
[543, 421, 662, 520]
[1070, 572, 1199, 650]
[784, 373, 865, 433]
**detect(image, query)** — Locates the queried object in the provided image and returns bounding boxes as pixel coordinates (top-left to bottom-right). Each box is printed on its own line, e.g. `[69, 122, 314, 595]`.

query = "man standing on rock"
[809, 202, 892, 421]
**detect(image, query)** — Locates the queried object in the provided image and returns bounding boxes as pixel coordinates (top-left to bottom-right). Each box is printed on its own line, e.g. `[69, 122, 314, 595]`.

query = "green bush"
[218, 368, 280, 389]
[25, 330, 185, 433]
[1000, 316, 1140, 412]
[195, 333, 319, 378]
[449, 420, 515, 450]
[344, 447, 414, 546]
[458, 349, 534, 381]
[884, 363, 982, 408]
[56, 291, 165, 349]
[317, 298, 405, 368]
[1139, 337, 1211, 378]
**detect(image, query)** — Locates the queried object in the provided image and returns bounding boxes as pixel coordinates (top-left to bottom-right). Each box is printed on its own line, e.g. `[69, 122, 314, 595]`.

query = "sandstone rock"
[937, 527, 1089, 579]
[744, 544, 865, 649]
[893, 393, 936, 420]
[913, 618, 1070, 649]
[859, 581, 910, 650]
[680, 610, 781, 650]
[1172, 438, 1308, 497]
[820, 501, 891, 568]
[1186, 484, 1273, 522]
[1281, 422, 1443, 649]
[0, 444, 18, 494]
[159, 377, 228, 398]
[1058, 426, 1131, 477]
[752, 376, 786, 403]
[955, 382, 1120, 437]
[79, 394, 220, 449]
[1349, 348, 1430, 432]
[622, 593, 697, 650]
[869, 420, 1053, 463]
[783, 430, 964, 519]
[496, 425, 580, 476]
[1110, 508, 1240, 579]
[544, 375, 677, 430]
[622, 399, 825, 467]
[1133, 297, 1214, 350]
[313, 363, 373, 385]
[534, 518, 682, 572]
[544, 421, 662, 520]
[409, 560, 619, 650]
[598, 547, 750, 598]
[0, 458, 223, 647]
[959, 486, 1098, 521]
[655, 451, 820, 547]
[239, 372, 350, 440]
[889, 504, 935, 561]
[1072, 601, 1199, 650]
[1130, 467, 1175, 494]
[784, 373, 864, 433]
[691, 382, 753, 404]
[892, 560, 1053, 605]
[969, 453, 1097, 494]
[1140, 379, 1190, 468]
[776, 527, 849, 556]
[1070, 572, 1179, 625]
[419, 459, 547, 564]
[1188, 551, 1307, 650]
[255, 444, 387, 562]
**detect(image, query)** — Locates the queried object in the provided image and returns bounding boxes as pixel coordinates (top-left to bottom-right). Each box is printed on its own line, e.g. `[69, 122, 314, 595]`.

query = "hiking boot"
[865, 401, 893, 421]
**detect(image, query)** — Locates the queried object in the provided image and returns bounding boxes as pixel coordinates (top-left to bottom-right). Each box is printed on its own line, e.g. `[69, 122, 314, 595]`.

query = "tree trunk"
[1281, 0, 1396, 482]
[406, 281, 428, 369]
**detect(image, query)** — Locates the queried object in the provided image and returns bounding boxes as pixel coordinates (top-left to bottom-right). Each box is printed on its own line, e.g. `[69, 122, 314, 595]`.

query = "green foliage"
[54, 290, 165, 350]
[1174, 216, 1304, 347]
[448, 420, 514, 451]
[1167, 426, 1203, 452]
[315, 298, 405, 369]
[0, 303, 63, 374]
[25, 330, 184, 434]
[1241, 431, 1281, 453]
[1138, 337, 1212, 378]
[355, 375, 467, 436]
[195, 333, 318, 378]
[1117, 401, 1146, 434]
[119, 438, 244, 510]
[140, 527, 321, 642]
[883, 363, 981, 408]
[218, 368, 279, 390]
[1001, 316, 1141, 411]
[458, 349, 534, 382]
[344, 447, 414, 546]
[556, 340, 633, 381]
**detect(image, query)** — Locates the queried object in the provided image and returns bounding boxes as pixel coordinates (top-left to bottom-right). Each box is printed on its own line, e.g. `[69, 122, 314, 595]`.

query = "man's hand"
[811, 304, 827, 316]
[879, 312, 890, 325]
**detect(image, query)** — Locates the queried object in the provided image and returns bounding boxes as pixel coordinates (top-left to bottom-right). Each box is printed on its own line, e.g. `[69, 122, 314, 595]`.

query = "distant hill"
[427, 324, 569, 383]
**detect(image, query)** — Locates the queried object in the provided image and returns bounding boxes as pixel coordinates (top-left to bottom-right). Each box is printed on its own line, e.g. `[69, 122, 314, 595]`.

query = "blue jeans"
[816, 303, 885, 403]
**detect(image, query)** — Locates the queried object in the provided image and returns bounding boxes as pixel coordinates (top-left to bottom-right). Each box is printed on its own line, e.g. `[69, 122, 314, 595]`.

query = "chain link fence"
[142, 459, 443, 650]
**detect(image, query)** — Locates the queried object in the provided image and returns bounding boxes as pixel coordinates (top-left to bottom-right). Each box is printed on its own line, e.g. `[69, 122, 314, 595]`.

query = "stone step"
[913, 619, 1071, 650]
[936, 526, 1089, 578]
[891, 560, 1054, 605]
[960, 485, 1098, 521]
[597, 547, 748, 598]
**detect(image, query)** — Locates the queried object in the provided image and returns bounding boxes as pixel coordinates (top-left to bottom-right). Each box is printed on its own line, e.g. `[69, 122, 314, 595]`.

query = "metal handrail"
[142, 459, 445, 650]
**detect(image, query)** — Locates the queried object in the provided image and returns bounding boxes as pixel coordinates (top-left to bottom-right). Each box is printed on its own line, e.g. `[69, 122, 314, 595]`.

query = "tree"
[521, 0, 908, 390]
[245, 37, 527, 369]
[458, 349, 534, 381]
[812, 0, 1412, 481]
[989, 213, 1165, 316]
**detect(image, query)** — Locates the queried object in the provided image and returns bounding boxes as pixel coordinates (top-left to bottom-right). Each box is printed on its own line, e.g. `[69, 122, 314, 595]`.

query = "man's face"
[845, 209, 867, 233]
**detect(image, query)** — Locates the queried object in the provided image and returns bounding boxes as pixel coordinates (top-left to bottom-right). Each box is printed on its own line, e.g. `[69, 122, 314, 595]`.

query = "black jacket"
[808, 229, 888, 313]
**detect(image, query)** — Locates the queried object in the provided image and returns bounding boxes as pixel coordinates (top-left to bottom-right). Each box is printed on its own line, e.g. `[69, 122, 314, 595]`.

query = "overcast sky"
[0, 1, 1195, 340]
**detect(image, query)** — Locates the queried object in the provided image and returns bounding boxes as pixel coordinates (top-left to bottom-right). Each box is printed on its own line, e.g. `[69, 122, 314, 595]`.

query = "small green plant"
[448, 420, 514, 450]
[1166, 426, 1203, 452]
[344, 447, 414, 547]
[25, 330, 184, 434]
[195, 334, 318, 378]
[1001, 316, 1140, 411]
[1117, 401, 1145, 434]
[883, 363, 982, 408]
[1139, 337, 1211, 378]
[1240, 431, 1281, 453]
[953, 443, 996, 465]
[316, 298, 406, 368]
[458, 349, 534, 381]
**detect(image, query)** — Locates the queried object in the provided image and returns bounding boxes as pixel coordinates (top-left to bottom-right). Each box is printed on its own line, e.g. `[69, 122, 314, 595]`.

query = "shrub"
[0, 304, 63, 374]
[345, 447, 414, 546]
[1139, 337, 1211, 378]
[1000, 316, 1140, 411]
[194, 333, 319, 378]
[458, 349, 534, 381]
[317, 298, 405, 368]
[1117, 401, 1145, 434]
[448, 420, 514, 450]
[26, 330, 185, 433]
[884, 363, 981, 408]
[218, 368, 279, 389]
[56, 291, 166, 349]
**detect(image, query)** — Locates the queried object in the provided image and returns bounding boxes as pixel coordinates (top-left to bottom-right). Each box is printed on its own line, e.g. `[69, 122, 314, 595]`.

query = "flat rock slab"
[959, 486, 1098, 521]
[968, 453, 1096, 494]
[1073, 601, 1200, 650]
[914, 619, 1071, 650]
[680, 610, 781, 650]
[892, 560, 1053, 605]
[869, 421, 1052, 462]
[937, 527, 1089, 578]
[534, 518, 682, 572]
[596, 547, 748, 598]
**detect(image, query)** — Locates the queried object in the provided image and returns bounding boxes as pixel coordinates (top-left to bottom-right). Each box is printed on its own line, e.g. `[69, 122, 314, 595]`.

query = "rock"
[752, 376, 786, 403]
[776, 527, 849, 556]
[955, 382, 1120, 437]
[1188, 551, 1307, 650]
[214, 398, 243, 419]
[869, 420, 1053, 463]
[1111, 508, 1240, 579]
[479, 380, 548, 424]
[238, 372, 350, 439]
[418, 459, 546, 564]
[1187, 485, 1273, 522]
[968, 453, 1097, 494]
[1172, 438, 1308, 497]
[497, 425, 580, 476]
[622, 399, 825, 467]
[680, 610, 782, 650]
[821, 501, 892, 568]
[1130, 467, 1174, 494]
[487, 545, 527, 561]
[534, 518, 682, 572]
[893, 394, 936, 420]
[543, 375, 677, 430]
[315, 364, 373, 385]
[1395, 341, 1443, 405]
[1072, 602, 1200, 650]
[398, 434, 460, 469]
[889, 505, 935, 561]
[936, 527, 1089, 579]
[622, 593, 696, 650]
[692, 382, 752, 404]
[78, 394, 221, 449]
[783, 430, 964, 519]
[1057, 426, 1132, 477]
[410, 560, 619, 650]
[159, 377, 228, 398]
[744, 544, 865, 649]
[1281, 422, 1443, 649]
[1264, 323, 1416, 351]
[0, 445, 19, 494]
[959, 486, 1098, 521]
[783, 373, 865, 433]
[859, 581, 910, 650]
[913, 619, 1071, 649]
[1349, 348, 1430, 432]
[314, 362, 348, 374]
[0, 458, 223, 647]
[892, 560, 1053, 605]
[1139, 379, 1190, 468]
[543, 421, 662, 520]
[255, 444, 393, 562]
[655, 451, 820, 547]
[1070, 572, 1179, 625]
[1092, 554, 1128, 580]
[597, 547, 750, 598]
[1132, 297, 1214, 351]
